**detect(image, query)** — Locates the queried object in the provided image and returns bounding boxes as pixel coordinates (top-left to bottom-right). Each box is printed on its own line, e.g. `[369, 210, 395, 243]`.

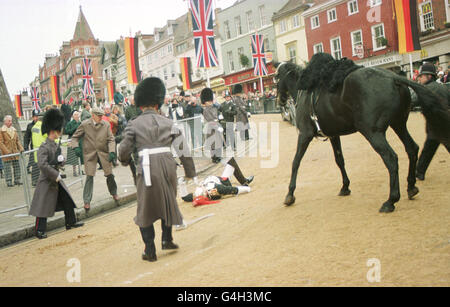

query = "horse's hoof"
[338, 189, 351, 196]
[408, 187, 419, 200]
[284, 195, 296, 206]
[379, 202, 395, 213]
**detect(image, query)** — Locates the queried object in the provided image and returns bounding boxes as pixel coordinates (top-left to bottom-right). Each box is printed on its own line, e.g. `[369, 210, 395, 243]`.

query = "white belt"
[139, 147, 171, 187]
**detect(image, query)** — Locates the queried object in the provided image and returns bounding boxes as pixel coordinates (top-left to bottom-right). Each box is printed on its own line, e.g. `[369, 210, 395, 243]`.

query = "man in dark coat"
[119, 77, 197, 262]
[415, 63, 450, 180]
[219, 91, 237, 151]
[185, 95, 203, 150]
[60, 100, 72, 124]
[201, 88, 223, 163]
[29, 109, 84, 239]
[232, 84, 251, 141]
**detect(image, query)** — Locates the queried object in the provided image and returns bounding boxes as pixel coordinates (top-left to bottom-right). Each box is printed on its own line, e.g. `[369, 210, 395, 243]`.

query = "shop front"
[223, 63, 277, 94]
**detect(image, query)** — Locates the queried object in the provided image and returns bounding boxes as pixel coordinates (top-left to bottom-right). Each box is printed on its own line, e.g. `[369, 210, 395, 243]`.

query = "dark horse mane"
[298, 52, 363, 93]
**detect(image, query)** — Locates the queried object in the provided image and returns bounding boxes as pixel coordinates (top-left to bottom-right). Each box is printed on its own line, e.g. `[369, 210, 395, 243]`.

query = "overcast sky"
[0, 0, 235, 99]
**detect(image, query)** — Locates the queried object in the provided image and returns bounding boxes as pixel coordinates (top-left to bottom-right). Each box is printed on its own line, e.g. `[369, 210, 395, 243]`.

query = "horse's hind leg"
[391, 122, 420, 199]
[361, 132, 400, 213]
[285, 133, 313, 206]
[330, 137, 351, 196]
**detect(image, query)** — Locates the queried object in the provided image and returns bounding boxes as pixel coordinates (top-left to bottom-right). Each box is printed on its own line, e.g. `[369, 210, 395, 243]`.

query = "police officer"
[31, 113, 46, 187]
[119, 77, 197, 262]
[415, 62, 450, 180]
[219, 90, 237, 151]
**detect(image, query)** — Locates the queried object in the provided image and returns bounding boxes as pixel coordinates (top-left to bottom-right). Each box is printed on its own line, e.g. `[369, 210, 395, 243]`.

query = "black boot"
[243, 176, 254, 186]
[36, 231, 47, 239]
[162, 241, 179, 250]
[142, 242, 157, 262]
[66, 222, 84, 230]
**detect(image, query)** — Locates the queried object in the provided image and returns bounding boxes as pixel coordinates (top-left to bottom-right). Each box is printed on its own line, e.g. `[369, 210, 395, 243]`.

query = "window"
[238, 47, 244, 68]
[311, 15, 320, 29]
[330, 37, 342, 60]
[369, 0, 382, 7]
[293, 15, 300, 28]
[163, 68, 168, 81]
[155, 33, 160, 42]
[224, 21, 231, 40]
[348, 0, 358, 15]
[78, 79, 83, 86]
[76, 64, 81, 74]
[259, 5, 267, 26]
[171, 64, 175, 78]
[371, 23, 386, 51]
[279, 20, 287, 33]
[227, 51, 234, 71]
[264, 38, 270, 52]
[167, 44, 173, 54]
[235, 16, 242, 36]
[74, 49, 79, 56]
[168, 25, 173, 36]
[420, 1, 435, 31]
[327, 8, 337, 23]
[84, 47, 90, 55]
[246, 11, 254, 31]
[313, 43, 323, 54]
[351, 30, 363, 56]
[287, 43, 297, 64]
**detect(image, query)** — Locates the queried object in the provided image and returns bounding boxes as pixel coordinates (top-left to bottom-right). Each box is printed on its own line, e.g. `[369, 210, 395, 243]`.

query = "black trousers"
[139, 220, 173, 253]
[417, 138, 440, 176]
[35, 196, 77, 233]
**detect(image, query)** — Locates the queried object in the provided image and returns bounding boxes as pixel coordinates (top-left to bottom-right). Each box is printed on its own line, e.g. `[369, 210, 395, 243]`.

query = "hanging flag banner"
[394, 0, 421, 54]
[50, 75, 62, 105]
[15, 94, 23, 118]
[106, 80, 116, 103]
[124, 37, 141, 84]
[180, 57, 193, 90]
[82, 57, 95, 99]
[251, 34, 268, 77]
[190, 0, 219, 68]
[31, 86, 41, 112]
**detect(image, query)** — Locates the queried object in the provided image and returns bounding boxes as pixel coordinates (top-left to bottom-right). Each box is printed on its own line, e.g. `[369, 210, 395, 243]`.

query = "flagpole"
[205, 68, 211, 88]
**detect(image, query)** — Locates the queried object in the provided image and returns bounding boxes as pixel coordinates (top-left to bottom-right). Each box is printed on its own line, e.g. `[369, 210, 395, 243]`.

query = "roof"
[273, 0, 314, 20]
[73, 6, 95, 41]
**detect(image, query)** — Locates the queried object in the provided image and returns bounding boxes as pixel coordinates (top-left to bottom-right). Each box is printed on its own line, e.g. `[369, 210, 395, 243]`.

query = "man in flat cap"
[415, 62, 450, 180]
[71, 107, 119, 212]
[29, 109, 84, 239]
[119, 77, 197, 262]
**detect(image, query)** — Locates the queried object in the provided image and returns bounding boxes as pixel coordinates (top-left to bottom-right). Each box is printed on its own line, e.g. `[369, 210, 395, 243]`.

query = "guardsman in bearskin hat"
[415, 62, 450, 180]
[29, 109, 84, 239]
[219, 90, 237, 151]
[201, 88, 223, 164]
[232, 84, 251, 141]
[118, 77, 197, 262]
[179, 157, 254, 206]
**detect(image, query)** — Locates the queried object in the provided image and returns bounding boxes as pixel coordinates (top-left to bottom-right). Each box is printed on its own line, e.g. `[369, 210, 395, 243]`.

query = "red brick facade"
[303, 0, 398, 62]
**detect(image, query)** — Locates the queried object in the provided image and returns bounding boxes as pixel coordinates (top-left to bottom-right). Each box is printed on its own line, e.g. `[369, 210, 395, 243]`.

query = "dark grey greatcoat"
[234, 95, 249, 128]
[118, 109, 196, 228]
[203, 105, 223, 157]
[29, 139, 76, 218]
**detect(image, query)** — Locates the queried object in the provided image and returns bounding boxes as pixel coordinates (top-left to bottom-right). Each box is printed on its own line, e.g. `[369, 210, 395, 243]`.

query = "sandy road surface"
[0, 113, 448, 287]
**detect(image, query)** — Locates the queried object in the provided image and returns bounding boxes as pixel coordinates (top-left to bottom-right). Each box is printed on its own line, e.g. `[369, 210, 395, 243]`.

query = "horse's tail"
[394, 76, 450, 146]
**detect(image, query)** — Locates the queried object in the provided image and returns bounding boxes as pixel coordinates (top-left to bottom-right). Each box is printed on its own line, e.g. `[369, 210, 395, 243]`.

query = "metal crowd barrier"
[0, 138, 83, 215]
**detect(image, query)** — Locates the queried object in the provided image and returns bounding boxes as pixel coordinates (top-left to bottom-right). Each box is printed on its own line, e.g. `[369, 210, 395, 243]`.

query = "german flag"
[180, 57, 192, 90]
[50, 75, 62, 105]
[106, 80, 116, 103]
[14, 94, 23, 118]
[124, 37, 141, 85]
[394, 0, 421, 54]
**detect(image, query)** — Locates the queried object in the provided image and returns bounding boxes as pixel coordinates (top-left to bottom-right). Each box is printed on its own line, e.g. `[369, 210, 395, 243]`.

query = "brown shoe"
[84, 204, 90, 212]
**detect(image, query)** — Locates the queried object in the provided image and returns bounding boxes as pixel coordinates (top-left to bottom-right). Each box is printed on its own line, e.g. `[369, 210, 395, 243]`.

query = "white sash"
[139, 147, 171, 187]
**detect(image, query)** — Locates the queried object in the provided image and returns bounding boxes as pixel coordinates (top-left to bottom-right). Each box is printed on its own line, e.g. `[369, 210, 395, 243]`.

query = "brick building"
[303, 0, 402, 70]
[37, 7, 105, 107]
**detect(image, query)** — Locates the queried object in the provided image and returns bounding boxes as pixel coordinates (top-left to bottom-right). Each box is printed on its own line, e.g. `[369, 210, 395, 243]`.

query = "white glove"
[56, 174, 62, 183]
[57, 155, 65, 163]
[218, 127, 224, 133]
[247, 112, 251, 118]
[218, 114, 224, 120]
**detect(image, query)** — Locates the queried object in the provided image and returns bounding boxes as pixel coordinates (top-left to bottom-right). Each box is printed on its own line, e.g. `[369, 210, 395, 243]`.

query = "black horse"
[276, 53, 449, 213]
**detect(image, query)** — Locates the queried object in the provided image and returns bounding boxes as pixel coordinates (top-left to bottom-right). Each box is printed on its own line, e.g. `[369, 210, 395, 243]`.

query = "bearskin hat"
[134, 77, 166, 108]
[232, 84, 243, 95]
[200, 88, 214, 104]
[42, 109, 65, 135]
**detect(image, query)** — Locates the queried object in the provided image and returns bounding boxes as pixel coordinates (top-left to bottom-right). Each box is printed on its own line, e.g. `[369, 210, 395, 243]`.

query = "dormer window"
[155, 33, 160, 42]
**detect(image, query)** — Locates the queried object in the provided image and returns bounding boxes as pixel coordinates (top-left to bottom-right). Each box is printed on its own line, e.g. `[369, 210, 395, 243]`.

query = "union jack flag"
[190, 0, 219, 68]
[30, 87, 41, 112]
[82, 58, 94, 99]
[251, 34, 268, 77]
